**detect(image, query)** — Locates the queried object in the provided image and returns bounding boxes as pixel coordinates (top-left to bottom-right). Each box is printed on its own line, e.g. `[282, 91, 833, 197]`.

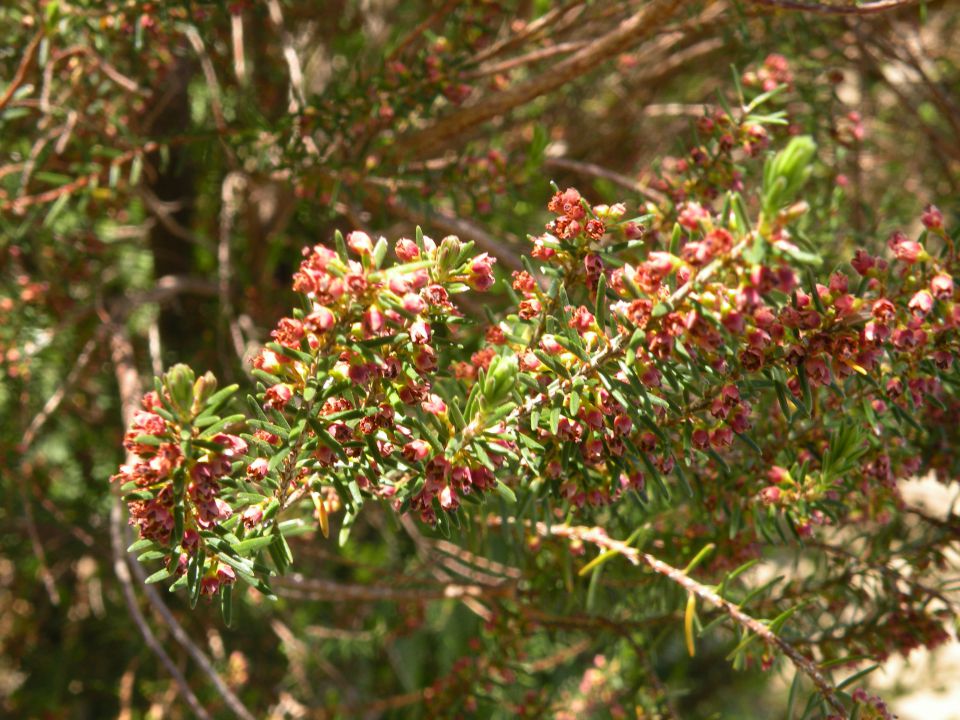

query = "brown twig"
[266, 0, 307, 112]
[385, 0, 461, 63]
[746, 0, 920, 14]
[464, 41, 588, 80]
[545, 156, 669, 205]
[0, 30, 43, 112]
[469, 2, 585, 66]
[391, 0, 685, 159]
[539, 523, 849, 717]
[109, 502, 212, 719]
[273, 574, 515, 602]
[219, 172, 250, 367]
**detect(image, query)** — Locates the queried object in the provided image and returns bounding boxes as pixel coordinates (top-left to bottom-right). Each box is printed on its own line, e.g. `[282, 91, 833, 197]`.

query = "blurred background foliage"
[1, 1, 958, 718]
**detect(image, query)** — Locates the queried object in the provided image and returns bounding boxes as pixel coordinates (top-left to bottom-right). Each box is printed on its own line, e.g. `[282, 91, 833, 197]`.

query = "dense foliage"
[3, 1, 959, 719]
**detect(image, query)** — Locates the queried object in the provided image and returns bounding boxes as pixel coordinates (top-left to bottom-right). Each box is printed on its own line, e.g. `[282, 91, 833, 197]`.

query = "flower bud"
[164, 364, 196, 418]
[930, 273, 954, 300]
[192, 371, 218, 408]
[395, 238, 420, 261]
[347, 230, 373, 256]
[436, 235, 462, 274]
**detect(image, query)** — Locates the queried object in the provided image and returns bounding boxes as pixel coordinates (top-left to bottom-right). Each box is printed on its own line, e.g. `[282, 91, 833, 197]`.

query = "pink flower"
[421, 394, 447, 415]
[395, 238, 420, 261]
[677, 202, 709, 230]
[439, 485, 459, 511]
[403, 293, 426, 314]
[347, 231, 373, 256]
[908, 290, 934, 317]
[692, 428, 710, 450]
[264, 384, 292, 410]
[547, 187, 584, 218]
[469, 253, 497, 291]
[242, 505, 264, 528]
[759, 486, 781, 505]
[402, 439, 431, 463]
[414, 346, 437, 373]
[888, 231, 923, 263]
[540, 334, 563, 354]
[569, 306, 595, 333]
[363, 306, 385, 334]
[305, 306, 335, 332]
[930, 273, 954, 300]
[519, 298, 542, 319]
[921, 204, 943, 231]
[767, 466, 791, 484]
[217, 563, 236, 584]
[212, 434, 248, 458]
[806, 357, 830, 386]
[200, 576, 220, 596]
[710, 427, 733, 449]
[409, 320, 432, 344]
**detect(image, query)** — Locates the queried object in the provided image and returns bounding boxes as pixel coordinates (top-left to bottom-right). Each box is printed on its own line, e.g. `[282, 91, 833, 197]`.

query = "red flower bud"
[395, 238, 420, 261]
[402, 439, 431, 463]
[347, 230, 373, 256]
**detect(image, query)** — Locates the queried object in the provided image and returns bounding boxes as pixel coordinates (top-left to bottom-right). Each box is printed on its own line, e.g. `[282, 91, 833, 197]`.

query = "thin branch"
[385, 0, 461, 63]
[545, 156, 668, 204]
[469, 2, 585, 65]
[0, 30, 43, 112]
[265, 0, 306, 111]
[183, 26, 228, 135]
[464, 41, 588, 80]
[109, 502, 212, 720]
[745, 0, 920, 14]
[539, 523, 849, 717]
[219, 172, 250, 367]
[19, 333, 102, 453]
[273, 574, 515, 602]
[184, 25, 238, 168]
[230, 11, 247, 85]
[391, 0, 685, 159]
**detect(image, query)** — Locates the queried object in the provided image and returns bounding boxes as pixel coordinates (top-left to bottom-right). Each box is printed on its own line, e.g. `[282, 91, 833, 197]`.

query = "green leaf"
[127, 538, 156, 553]
[145, 568, 172, 584]
[232, 535, 277, 554]
[220, 584, 233, 627]
[495, 480, 516, 504]
[267, 445, 292, 473]
[651, 302, 671, 318]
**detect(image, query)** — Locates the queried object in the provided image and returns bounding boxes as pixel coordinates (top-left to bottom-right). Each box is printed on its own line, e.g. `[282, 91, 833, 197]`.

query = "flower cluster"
[112, 366, 254, 598]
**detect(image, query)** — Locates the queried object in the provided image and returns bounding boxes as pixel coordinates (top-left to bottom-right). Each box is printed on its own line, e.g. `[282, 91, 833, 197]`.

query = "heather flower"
[409, 319, 432, 344]
[930, 273, 954, 300]
[264, 384, 293, 410]
[908, 290, 934, 317]
[421, 394, 446, 415]
[921, 204, 943, 230]
[888, 231, 923, 263]
[347, 230, 373, 255]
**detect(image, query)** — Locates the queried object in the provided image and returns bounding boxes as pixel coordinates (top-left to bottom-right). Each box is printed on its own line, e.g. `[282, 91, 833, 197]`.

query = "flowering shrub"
[114, 99, 958, 713]
[6, 2, 959, 716]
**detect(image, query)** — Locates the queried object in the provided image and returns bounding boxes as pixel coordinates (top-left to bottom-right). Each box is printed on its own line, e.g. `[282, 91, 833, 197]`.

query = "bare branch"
[110, 501, 212, 720]
[273, 574, 515, 602]
[539, 523, 849, 717]
[746, 0, 920, 14]
[0, 30, 43, 112]
[545, 156, 669, 204]
[392, 0, 685, 159]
